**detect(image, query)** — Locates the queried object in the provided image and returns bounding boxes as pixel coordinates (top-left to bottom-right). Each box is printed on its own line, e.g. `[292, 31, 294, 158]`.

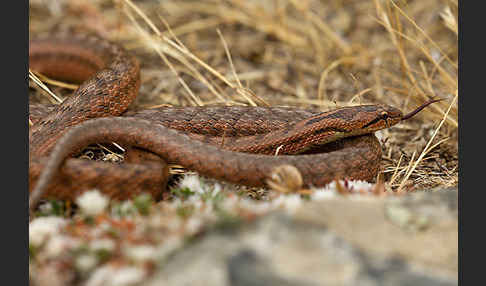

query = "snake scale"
[29, 33, 438, 210]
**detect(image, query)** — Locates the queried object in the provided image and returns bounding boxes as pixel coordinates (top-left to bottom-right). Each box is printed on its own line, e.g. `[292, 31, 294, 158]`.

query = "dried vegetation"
[29, 0, 458, 192]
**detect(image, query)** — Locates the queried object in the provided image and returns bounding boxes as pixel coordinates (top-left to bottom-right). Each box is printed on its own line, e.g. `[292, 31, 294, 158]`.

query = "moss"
[171, 187, 196, 200]
[35, 200, 66, 217]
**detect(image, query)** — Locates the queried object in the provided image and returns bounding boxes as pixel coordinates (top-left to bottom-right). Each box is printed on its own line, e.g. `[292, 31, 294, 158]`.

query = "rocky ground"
[146, 187, 458, 286]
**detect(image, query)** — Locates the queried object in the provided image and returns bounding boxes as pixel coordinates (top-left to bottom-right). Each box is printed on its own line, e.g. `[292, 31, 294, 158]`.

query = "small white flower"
[75, 254, 98, 272]
[269, 194, 302, 214]
[76, 190, 109, 216]
[29, 217, 66, 247]
[89, 238, 116, 253]
[320, 180, 373, 193]
[124, 245, 157, 263]
[37, 201, 52, 213]
[44, 236, 80, 257]
[315, 180, 379, 199]
[319, 181, 336, 192]
[211, 183, 222, 196]
[311, 189, 336, 201]
[120, 201, 136, 214]
[346, 180, 374, 192]
[178, 175, 204, 194]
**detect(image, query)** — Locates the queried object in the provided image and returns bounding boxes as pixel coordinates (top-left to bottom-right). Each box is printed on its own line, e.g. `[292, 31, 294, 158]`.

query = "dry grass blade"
[29, 70, 64, 104]
[374, 21, 457, 92]
[388, 154, 404, 186]
[157, 14, 229, 104]
[306, 11, 351, 55]
[95, 143, 124, 160]
[30, 71, 79, 91]
[217, 29, 242, 89]
[161, 18, 223, 38]
[159, 32, 236, 89]
[397, 91, 458, 191]
[123, 8, 203, 106]
[440, 6, 458, 36]
[348, 88, 372, 104]
[388, 0, 457, 69]
[317, 57, 358, 101]
[216, 29, 267, 107]
[395, 151, 416, 190]
[162, 1, 308, 47]
[122, 0, 239, 105]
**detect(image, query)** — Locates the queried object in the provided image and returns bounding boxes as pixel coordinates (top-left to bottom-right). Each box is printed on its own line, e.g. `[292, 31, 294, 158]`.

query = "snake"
[29, 32, 439, 211]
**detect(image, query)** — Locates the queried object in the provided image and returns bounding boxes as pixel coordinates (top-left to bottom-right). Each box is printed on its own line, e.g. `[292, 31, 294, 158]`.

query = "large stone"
[145, 187, 458, 286]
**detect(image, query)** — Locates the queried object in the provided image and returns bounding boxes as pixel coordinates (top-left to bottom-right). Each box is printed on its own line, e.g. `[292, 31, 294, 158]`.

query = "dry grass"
[29, 0, 458, 191]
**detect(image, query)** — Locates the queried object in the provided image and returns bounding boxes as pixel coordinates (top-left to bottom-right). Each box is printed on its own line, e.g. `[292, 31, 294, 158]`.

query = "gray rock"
[385, 187, 458, 231]
[144, 187, 458, 286]
[227, 249, 317, 286]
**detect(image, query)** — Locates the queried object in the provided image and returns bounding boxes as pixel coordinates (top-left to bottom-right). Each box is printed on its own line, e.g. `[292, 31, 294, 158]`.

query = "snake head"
[360, 105, 403, 131]
[360, 98, 441, 131]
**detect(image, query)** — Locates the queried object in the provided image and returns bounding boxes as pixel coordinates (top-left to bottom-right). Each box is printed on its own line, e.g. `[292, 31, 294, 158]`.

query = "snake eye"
[381, 111, 390, 127]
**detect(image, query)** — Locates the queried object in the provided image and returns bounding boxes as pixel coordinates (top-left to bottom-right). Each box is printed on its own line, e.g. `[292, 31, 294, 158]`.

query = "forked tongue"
[401, 98, 443, 121]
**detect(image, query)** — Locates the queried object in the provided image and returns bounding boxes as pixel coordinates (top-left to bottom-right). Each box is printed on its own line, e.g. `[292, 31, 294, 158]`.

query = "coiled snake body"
[29, 33, 437, 210]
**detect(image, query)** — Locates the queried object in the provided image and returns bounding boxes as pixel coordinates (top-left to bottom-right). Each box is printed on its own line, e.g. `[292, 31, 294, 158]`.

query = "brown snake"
[29, 33, 439, 211]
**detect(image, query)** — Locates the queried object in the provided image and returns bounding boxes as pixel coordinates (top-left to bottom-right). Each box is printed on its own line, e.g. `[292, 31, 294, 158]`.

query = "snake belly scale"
[29, 33, 432, 208]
